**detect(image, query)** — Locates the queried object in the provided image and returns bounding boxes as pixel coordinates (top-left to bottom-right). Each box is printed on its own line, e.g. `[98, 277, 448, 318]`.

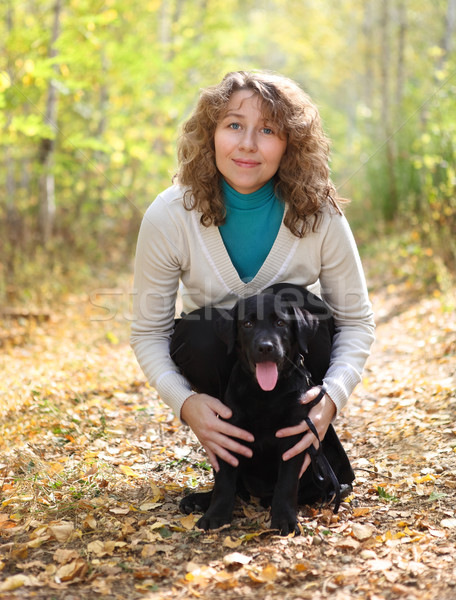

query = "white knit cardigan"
[130, 184, 375, 418]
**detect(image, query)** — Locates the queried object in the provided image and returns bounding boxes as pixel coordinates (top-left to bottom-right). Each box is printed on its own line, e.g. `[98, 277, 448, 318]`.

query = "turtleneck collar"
[221, 178, 276, 210]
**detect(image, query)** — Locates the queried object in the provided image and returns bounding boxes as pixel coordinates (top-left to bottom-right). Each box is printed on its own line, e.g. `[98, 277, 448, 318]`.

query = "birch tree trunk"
[38, 0, 62, 245]
[442, 0, 456, 55]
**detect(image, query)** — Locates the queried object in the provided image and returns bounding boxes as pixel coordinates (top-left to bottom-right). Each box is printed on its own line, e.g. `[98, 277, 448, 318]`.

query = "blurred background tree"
[1, 0, 455, 302]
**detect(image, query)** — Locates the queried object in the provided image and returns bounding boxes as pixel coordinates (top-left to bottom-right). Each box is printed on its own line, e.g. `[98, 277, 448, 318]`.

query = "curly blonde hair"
[176, 70, 344, 237]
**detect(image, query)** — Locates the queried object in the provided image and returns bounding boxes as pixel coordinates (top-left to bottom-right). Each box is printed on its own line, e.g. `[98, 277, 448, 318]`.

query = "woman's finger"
[217, 419, 255, 443]
[299, 453, 312, 478]
[300, 386, 323, 404]
[210, 430, 253, 459]
[282, 431, 317, 461]
[275, 422, 309, 438]
[205, 447, 220, 472]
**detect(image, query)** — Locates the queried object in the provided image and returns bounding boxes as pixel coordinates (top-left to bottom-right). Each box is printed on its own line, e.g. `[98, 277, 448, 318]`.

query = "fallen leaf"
[223, 536, 243, 548]
[334, 537, 360, 550]
[0, 574, 33, 591]
[141, 544, 156, 558]
[110, 506, 130, 515]
[87, 540, 119, 557]
[92, 577, 113, 595]
[441, 518, 456, 529]
[82, 515, 97, 530]
[223, 552, 252, 566]
[139, 501, 163, 511]
[367, 559, 393, 572]
[353, 507, 372, 517]
[119, 465, 141, 478]
[55, 559, 88, 582]
[53, 549, 80, 564]
[428, 527, 446, 538]
[248, 563, 278, 583]
[179, 513, 198, 530]
[351, 522, 376, 541]
[49, 521, 74, 542]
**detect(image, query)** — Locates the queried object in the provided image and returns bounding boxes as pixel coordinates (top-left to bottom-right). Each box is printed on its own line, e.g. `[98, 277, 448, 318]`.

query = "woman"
[131, 70, 374, 490]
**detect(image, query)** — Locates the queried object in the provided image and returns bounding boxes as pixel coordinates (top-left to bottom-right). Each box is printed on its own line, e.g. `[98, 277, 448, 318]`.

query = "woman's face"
[214, 90, 287, 195]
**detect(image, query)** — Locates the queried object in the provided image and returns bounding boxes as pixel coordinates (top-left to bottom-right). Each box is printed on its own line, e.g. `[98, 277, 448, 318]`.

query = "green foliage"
[0, 0, 455, 301]
[377, 486, 399, 502]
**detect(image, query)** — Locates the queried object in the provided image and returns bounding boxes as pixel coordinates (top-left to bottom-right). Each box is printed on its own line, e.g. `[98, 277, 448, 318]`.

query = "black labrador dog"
[180, 292, 350, 535]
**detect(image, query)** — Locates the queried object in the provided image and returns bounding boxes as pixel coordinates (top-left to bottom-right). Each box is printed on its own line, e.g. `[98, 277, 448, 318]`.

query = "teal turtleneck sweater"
[218, 179, 285, 282]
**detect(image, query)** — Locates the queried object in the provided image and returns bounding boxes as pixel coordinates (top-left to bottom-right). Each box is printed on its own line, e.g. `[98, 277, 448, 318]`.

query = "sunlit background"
[1, 0, 455, 301]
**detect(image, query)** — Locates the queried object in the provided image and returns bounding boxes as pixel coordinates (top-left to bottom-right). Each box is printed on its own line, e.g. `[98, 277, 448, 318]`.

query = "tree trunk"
[362, 0, 374, 111]
[38, 0, 62, 245]
[396, 0, 406, 110]
[380, 0, 398, 221]
[442, 0, 456, 55]
[3, 0, 22, 286]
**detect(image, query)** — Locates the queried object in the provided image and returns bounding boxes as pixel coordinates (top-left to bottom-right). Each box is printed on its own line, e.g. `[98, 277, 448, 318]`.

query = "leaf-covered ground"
[1, 270, 455, 600]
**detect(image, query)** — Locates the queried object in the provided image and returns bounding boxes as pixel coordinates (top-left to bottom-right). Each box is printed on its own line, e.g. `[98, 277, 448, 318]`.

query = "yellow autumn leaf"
[180, 513, 198, 530]
[0, 574, 29, 591]
[240, 531, 264, 542]
[414, 474, 436, 484]
[249, 563, 278, 583]
[119, 465, 141, 478]
[150, 482, 164, 502]
[353, 507, 371, 517]
[223, 535, 243, 548]
[27, 535, 51, 548]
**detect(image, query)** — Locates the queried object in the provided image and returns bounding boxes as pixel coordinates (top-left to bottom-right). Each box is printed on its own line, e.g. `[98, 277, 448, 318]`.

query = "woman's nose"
[238, 129, 257, 151]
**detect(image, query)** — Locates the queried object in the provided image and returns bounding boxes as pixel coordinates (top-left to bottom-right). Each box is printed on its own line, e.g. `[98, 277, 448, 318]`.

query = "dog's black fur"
[180, 292, 348, 535]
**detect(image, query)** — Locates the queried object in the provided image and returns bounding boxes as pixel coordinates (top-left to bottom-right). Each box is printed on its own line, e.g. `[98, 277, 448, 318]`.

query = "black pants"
[169, 283, 354, 487]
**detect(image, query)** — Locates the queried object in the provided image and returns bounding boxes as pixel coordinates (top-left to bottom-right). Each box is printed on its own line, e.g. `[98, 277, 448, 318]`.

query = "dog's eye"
[243, 320, 253, 328]
[276, 319, 285, 327]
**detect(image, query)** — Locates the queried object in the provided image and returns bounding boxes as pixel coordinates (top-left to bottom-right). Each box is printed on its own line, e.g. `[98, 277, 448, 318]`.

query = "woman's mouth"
[232, 159, 261, 168]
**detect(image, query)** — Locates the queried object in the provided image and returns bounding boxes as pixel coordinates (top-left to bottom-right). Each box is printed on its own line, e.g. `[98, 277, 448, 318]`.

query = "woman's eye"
[243, 320, 253, 328]
[229, 123, 241, 130]
[263, 127, 273, 134]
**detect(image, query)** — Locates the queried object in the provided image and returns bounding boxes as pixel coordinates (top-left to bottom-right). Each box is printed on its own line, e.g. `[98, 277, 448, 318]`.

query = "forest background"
[1, 3, 456, 598]
[1, 0, 456, 306]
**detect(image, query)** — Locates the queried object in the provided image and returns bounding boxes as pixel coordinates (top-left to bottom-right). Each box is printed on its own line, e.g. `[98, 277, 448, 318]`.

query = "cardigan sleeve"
[130, 196, 194, 417]
[318, 213, 375, 415]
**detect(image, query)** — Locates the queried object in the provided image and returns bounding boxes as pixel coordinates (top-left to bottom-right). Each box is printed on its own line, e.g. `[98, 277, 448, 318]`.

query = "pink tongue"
[255, 362, 279, 391]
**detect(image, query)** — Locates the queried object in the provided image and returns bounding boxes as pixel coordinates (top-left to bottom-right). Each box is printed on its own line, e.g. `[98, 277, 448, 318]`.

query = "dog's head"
[215, 293, 319, 391]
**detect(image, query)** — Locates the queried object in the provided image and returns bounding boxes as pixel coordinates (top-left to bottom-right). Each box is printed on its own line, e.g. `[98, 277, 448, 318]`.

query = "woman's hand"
[181, 393, 255, 472]
[275, 387, 336, 477]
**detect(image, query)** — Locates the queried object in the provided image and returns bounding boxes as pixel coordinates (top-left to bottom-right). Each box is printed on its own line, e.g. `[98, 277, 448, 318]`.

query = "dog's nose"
[257, 341, 274, 355]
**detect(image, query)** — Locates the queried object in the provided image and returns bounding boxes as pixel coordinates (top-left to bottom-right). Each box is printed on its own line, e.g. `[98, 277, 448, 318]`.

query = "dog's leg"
[270, 439, 304, 536]
[197, 461, 239, 530]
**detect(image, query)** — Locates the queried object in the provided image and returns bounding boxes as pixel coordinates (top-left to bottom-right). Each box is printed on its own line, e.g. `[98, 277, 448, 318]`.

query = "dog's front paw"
[196, 511, 231, 531]
[179, 491, 212, 515]
[271, 508, 299, 536]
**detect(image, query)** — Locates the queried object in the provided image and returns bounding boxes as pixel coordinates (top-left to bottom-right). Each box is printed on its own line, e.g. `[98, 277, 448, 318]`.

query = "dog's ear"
[214, 304, 238, 354]
[291, 306, 319, 354]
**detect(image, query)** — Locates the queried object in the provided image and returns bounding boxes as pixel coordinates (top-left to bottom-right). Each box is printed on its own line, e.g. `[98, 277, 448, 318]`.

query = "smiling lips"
[232, 158, 261, 168]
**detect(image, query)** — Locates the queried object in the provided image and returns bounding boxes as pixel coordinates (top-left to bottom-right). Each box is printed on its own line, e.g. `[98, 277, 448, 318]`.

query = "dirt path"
[0, 276, 455, 600]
